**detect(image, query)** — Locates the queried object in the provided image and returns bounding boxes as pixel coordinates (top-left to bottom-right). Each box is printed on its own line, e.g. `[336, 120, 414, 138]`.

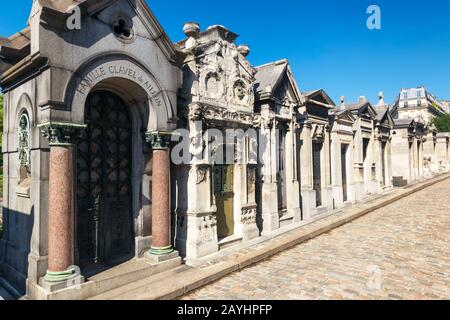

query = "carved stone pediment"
[183, 25, 256, 112]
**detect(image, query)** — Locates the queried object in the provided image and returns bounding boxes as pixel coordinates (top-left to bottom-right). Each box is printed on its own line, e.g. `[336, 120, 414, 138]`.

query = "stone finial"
[183, 22, 200, 38]
[237, 45, 250, 57]
[183, 22, 200, 50]
[359, 96, 367, 103]
[378, 91, 385, 106]
[340, 96, 345, 107]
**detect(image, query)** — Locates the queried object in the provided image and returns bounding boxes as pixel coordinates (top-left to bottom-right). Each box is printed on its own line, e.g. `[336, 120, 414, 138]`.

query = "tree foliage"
[0, 94, 3, 237]
[0, 94, 3, 196]
[432, 113, 450, 132]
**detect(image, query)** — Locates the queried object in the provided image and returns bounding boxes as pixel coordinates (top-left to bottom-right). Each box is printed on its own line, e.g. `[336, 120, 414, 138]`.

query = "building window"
[417, 100, 422, 106]
[18, 112, 31, 180]
[403, 92, 408, 99]
[404, 101, 409, 107]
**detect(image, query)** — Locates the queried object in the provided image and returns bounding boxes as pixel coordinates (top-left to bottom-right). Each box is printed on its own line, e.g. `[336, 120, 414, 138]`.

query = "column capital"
[145, 131, 173, 150]
[38, 122, 86, 146]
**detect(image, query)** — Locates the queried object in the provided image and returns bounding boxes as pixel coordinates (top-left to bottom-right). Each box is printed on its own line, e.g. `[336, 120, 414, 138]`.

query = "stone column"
[38, 122, 85, 287]
[145, 132, 180, 263]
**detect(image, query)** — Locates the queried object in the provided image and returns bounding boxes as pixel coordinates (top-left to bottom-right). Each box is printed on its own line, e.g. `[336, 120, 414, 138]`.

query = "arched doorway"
[76, 90, 134, 275]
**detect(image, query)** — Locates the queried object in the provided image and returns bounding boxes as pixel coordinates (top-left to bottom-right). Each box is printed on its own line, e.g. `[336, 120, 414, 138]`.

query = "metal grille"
[76, 91, 133, 269]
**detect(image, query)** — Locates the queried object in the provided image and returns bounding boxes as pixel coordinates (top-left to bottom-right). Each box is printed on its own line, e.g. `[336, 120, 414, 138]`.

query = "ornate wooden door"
[214, 165, 234, 239]
[312, 143, 323, 207]
[277, 129, 287, 212]
[341, 144, 348, 202]
[381, 142, 387, 186]
[76, 91, 134, 271]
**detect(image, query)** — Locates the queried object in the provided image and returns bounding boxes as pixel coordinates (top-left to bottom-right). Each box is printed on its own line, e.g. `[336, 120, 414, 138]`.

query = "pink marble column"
[151, 149, 171, 252]
[47, 146, 74, 273]
[39, 122, 85, 283]
[147, 132, 174, 256]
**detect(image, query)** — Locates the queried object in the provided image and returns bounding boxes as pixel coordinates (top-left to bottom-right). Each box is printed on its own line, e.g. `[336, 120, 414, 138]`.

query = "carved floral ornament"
[38, 122, 87, 146]
[145, 131, 173, 150]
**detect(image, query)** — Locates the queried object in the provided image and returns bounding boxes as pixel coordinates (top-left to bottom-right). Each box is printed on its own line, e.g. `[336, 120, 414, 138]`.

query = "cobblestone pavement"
[183, 179, 450, 300]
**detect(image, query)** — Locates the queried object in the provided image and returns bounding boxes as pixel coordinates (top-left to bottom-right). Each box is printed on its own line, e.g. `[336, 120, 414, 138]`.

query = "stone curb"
[109, 174, 450, 300]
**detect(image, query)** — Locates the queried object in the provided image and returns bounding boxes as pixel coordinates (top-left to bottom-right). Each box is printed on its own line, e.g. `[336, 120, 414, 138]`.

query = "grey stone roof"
[254, 60, 288, 94]
[375, 104, 390, 121]
[302, 89, 323, 98]
[342, 101, 366, 111]
[0, 27, 30, 50]
[38, 0, 89, 13]
[393, 118, 414, 128]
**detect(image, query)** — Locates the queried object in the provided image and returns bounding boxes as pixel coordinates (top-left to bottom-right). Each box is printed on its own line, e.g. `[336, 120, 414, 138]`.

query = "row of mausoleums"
[0, 0, 449, 299]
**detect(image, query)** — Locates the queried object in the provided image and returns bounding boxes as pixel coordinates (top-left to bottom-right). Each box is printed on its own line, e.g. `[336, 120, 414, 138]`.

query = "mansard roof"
[254, 59, 302, 103]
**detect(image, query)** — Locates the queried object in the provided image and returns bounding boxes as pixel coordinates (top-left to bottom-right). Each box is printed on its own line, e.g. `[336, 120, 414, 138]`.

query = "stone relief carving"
[202, 105, 261, 127]
[188, 103, 203, 121]
[18, 113, 31, 169]
[248, 138, 258, 164]
[312, 124, 326, 142]
[241, 206, 257, 225]
[194, 39, 256, 109]
[196, 165, 209, 184]
[198, 214, 217, 245]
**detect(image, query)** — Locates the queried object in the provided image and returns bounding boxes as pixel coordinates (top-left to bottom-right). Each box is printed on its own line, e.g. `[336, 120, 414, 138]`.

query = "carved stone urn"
[237, 44, 250, 57]
[183, 22, 200, 38]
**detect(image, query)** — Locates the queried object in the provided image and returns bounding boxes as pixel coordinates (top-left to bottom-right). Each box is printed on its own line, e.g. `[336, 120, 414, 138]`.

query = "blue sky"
[1, 0, 449, 104]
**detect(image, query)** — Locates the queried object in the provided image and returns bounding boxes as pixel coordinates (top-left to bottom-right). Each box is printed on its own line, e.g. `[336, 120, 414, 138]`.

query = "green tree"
[0, 94, 3, 194]
[432, 114, 450, 132]
[0, 94, 3, 238]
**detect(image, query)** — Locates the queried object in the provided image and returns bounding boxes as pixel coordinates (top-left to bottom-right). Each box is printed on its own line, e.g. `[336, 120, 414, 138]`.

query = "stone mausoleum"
[0, 0, 449, 300]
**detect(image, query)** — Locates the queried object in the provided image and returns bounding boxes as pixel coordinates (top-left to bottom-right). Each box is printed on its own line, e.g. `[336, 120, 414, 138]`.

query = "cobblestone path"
[183, 179, 450, 300]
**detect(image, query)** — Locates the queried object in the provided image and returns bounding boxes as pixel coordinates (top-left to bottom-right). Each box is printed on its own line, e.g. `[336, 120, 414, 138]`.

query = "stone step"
[30, 255, 185, 300]
[88, 264, 190, 300]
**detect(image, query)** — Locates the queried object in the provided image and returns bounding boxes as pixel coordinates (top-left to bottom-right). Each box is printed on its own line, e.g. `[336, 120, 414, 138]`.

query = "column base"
[39, 268, 84, 293]
[145, 250, 181, 265]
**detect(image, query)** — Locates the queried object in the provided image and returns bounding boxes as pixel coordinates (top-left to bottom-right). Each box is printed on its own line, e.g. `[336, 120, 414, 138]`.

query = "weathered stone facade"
[0, 0, 449, 300]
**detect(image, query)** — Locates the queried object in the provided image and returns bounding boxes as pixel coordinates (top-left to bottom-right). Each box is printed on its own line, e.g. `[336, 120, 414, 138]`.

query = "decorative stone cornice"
[145, 131, 173, 150]
[38, 122, 87, 146]
[202, 104, 261, 128]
